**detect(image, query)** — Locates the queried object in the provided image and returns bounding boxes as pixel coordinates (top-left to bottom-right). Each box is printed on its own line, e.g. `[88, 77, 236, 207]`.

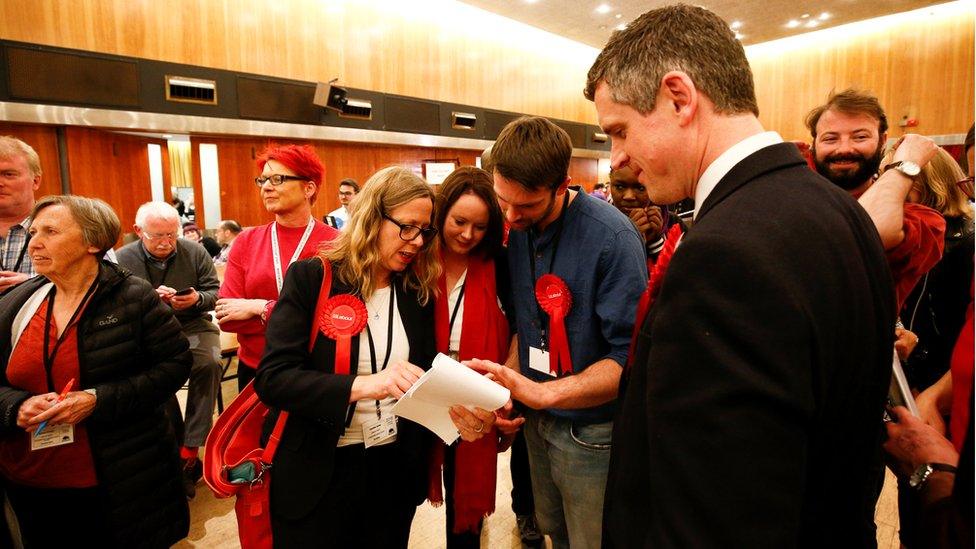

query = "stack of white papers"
[392, 353, 510, 444]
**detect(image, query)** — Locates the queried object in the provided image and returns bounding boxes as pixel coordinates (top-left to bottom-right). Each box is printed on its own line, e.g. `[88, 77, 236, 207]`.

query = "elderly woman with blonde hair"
[0, 195, 191, 547]
[255, 166, 497, 548]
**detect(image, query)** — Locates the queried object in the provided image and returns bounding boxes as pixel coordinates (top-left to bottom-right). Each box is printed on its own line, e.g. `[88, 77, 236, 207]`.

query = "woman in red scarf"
[432, 167, 517, 547]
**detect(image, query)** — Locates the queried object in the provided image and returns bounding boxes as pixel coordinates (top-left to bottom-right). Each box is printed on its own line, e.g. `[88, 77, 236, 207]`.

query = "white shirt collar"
[693, 131, 783, 219]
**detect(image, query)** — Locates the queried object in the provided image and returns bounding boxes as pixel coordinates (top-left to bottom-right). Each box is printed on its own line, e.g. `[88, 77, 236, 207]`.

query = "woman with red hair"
[216, 144, 339, 391]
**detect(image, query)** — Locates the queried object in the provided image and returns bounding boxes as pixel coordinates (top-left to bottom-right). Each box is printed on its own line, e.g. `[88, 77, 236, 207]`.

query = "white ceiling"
[459, 0, 950, 47]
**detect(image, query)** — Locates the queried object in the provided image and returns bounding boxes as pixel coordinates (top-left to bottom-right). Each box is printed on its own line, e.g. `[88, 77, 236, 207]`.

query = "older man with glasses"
[115, 201, 221, 499]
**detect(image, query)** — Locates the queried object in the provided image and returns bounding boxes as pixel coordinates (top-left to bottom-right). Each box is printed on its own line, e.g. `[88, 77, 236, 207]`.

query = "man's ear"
[660, 71, 698, 126]
[556, 176, 572, 195]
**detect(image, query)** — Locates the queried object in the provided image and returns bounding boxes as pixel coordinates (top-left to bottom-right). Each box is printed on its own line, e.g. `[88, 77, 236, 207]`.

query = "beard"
[813, 144, 884, 191]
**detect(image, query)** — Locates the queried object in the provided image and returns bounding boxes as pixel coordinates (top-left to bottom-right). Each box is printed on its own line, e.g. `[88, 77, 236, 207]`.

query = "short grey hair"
[135, 201, 181, 228]
[584, 4, 758, 116]
[30, 195, 120, 255]
[0, 136, 42, 177]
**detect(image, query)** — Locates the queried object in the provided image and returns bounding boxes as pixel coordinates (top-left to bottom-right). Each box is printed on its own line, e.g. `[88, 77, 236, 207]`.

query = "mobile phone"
[174, 287, 194, 296]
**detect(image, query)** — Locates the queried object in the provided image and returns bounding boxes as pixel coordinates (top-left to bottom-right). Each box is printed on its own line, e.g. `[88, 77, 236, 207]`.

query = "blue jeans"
[523, 409, 612, 549]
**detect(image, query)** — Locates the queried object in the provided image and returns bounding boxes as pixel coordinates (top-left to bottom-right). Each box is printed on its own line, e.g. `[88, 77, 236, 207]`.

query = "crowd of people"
[0, 4, 972, 549]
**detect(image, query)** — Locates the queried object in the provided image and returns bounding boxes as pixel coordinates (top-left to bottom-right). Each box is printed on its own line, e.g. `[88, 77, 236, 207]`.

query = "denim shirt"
[507, 188, 647, 422]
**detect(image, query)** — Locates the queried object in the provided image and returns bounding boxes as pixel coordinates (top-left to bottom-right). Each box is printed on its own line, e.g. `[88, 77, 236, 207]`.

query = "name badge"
[529, 346, 557, 378]
[363, 413, 398, 448]
[31, 424, 74, 451]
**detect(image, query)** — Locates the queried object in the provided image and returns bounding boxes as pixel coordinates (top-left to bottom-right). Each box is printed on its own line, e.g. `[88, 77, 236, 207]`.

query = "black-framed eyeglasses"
[254, 174, 307, 187]
[383, 214, 438, 243]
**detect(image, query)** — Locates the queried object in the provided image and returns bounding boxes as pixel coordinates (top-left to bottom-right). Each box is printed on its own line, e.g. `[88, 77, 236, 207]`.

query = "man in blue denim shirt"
[476, 116, 647, 549]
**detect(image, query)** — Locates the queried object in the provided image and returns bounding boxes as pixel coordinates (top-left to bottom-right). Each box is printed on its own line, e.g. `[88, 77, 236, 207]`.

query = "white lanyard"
[271, 217, 315, 293]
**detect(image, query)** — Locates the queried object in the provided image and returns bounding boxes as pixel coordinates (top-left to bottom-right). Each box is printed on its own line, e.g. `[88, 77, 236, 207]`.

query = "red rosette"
[535, 274, 572, 316]
[534, 274, 573, 376]
[319, 294, 367, 375]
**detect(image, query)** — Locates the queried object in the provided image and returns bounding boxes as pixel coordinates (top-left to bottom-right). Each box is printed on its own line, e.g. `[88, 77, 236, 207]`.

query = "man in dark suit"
[584, 5, 929, 547]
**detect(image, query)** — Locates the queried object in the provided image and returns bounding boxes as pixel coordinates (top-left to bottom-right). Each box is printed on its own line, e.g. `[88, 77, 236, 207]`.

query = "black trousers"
[6, 482, 111, 548]
[444, 443, 482, 549]
[510, 429, 535, 517]
[237, 360, 256, 393]
[271, 443, 417, 548]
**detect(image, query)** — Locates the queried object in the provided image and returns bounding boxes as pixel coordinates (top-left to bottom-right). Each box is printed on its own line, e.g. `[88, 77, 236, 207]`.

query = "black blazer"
[603, 143, 896, 547]
[255, 258, 437, 521]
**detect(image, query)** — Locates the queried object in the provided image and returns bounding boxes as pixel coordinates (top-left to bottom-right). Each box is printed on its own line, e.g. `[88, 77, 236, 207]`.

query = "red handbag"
[203, 259, 335, 549]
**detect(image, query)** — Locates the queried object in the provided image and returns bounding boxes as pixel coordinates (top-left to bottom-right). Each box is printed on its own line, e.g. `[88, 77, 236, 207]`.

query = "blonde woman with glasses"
[255, 166, 497, 548]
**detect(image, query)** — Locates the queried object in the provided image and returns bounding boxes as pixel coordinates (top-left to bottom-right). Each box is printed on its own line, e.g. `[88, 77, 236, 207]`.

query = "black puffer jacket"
[0, 261, 191, 548]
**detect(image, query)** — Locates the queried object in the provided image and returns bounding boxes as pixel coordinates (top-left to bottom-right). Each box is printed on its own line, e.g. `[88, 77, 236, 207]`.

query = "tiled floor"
[175, 364, 901, 548]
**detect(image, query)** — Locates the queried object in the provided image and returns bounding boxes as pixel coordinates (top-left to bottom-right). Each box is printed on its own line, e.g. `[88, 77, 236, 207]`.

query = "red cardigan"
[218, 221, 338, 367]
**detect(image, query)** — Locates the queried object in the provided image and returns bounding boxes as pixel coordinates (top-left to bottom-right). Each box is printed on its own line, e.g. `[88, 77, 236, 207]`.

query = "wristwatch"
[909, 462, 956, 490]
[883, 160, 921, 179]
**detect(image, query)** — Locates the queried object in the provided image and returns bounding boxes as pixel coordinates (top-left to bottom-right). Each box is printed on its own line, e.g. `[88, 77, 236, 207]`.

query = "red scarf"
[428, 255, 509, 533]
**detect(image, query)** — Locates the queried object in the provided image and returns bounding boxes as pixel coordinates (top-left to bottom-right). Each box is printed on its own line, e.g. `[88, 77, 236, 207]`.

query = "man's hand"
[468, 358, 554, 410]
[169, 288, 199, 311]
[0, 271, 29, 293]
[215, 298, 267, 323]
[883, 406, 958, 477]
[891, 134, 938, 169]
[915, 387, 948, 435]
[155, 285, 177, 303]
[894, 327, 919, 361]
[494, 399, 526, 451]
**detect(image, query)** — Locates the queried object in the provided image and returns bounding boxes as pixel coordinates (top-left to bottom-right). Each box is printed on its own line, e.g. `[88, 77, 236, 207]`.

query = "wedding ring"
[474, 422, 485, 433]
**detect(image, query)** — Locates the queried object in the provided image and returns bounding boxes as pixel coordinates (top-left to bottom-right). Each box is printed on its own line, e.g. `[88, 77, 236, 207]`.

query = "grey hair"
[0, 136, 42, 177]
[134, 201, 181, 228]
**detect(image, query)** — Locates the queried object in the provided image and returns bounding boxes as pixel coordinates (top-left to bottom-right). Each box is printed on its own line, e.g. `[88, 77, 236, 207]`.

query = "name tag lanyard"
[42, 279, 99, 392]
[527, 191, 570, 351]
[345, 285, 396, 426]
[448, 283, 466, 354]
[271, 218, 315, 293]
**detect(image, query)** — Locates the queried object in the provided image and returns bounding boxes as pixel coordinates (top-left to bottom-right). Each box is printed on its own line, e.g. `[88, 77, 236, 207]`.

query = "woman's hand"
[350, 360, 425, 402]
[450, 405, 497, 442]
[26, 391, 96, 430]
[215, 298, 266, 324]
[915, 386, 947, 435]
[16, 393, 58, 429]
[894, 327, 919, 361]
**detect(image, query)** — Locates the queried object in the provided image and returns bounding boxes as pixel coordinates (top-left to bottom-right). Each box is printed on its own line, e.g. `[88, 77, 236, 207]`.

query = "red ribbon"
[535, 274, 573, 376]
[319, 294, 367, 374]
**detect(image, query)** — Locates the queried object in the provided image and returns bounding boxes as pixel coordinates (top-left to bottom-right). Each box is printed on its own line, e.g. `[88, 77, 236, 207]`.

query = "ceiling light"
[734, 31, 744, 40]
[786, 19, 800, 28]
[616, 22, 627, 30]
[162, 134, 173, 139]
[805, 19, 820, 28]
[596, 4, 611, 14]
[819, 12, 830, 20]
[801, 13, 810, 18]
[615, 13, 622, 19]
[524, 0, 538, 3]
[730, 20, 742, 29]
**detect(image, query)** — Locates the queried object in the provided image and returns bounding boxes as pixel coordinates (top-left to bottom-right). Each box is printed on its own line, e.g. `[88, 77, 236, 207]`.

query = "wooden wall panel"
[0, 122, 62, 198]
[64, 127, 159, 229]
[189, 136, 600, 228]
[0, 0, 600, 124]
[748, 8, 974, 141]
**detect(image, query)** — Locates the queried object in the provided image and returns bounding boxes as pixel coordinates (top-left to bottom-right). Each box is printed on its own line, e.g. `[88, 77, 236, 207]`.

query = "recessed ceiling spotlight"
[819, 12, 830, 20]
[596, 3, 611, 14]
[615, 13, 622, 19]
[786, 19, 800, 28]
[525, 0, 538, 3]
[805, 19, 820, 28]
[730, 20, 742, 29]
[734, 31, 744, 40]
[801, 13, 810, 18]
[616, 22, 627, 30]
